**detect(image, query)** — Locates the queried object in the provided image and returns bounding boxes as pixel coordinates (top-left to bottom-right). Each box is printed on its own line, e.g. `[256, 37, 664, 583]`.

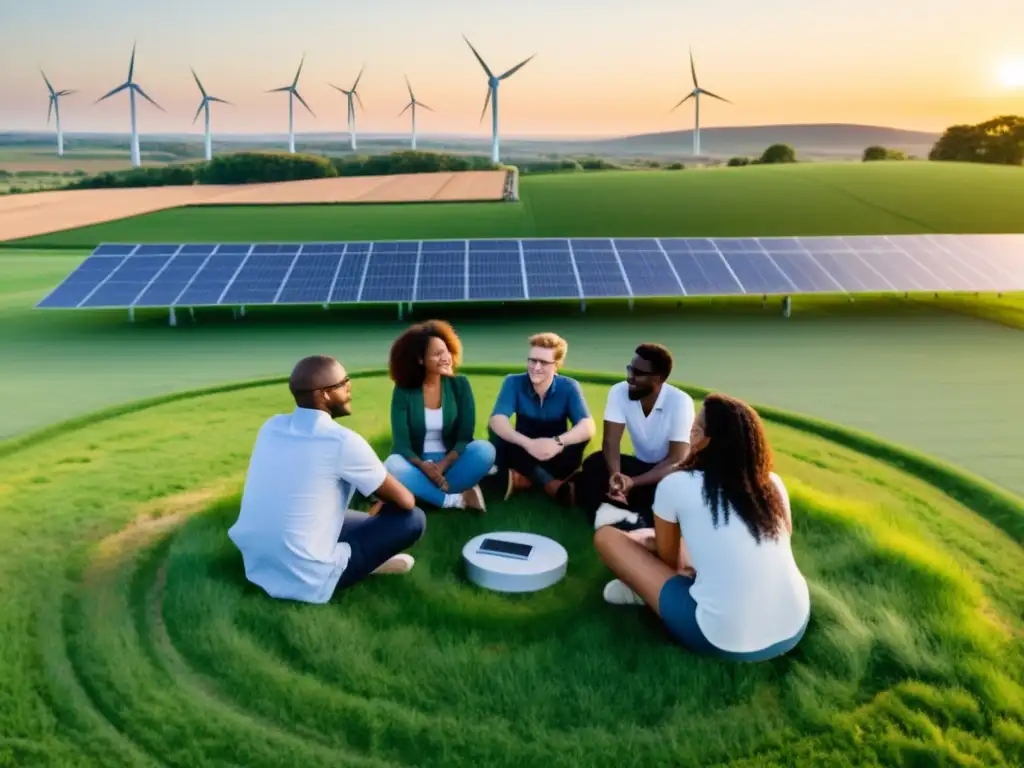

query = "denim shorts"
[658, 574, 809, 662]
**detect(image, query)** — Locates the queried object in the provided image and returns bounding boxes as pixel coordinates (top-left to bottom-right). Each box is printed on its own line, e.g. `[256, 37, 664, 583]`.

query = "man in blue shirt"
[488, 332, 596, 504]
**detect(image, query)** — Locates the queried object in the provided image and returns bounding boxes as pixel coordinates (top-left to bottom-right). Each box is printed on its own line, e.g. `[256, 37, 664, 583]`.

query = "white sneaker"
[372, 554, 415, 575]
[593, 502, 639, 530]
[603, 579, 645, 605]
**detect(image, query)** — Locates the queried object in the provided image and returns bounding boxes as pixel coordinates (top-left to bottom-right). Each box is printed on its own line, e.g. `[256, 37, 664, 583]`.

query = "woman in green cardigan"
[383, 320, 494, 511]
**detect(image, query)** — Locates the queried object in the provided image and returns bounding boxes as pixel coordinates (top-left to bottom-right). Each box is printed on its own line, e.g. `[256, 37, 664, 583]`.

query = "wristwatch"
[554, 435, 564, 446]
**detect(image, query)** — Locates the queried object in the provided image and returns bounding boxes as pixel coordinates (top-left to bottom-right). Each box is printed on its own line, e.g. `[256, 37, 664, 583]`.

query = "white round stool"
[462, 531, 568, 593]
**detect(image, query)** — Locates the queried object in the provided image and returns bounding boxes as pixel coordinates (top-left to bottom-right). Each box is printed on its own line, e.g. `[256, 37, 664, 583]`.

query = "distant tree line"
[63, 150, 502, 189]
[927, 115, 1024, 165]
[726, 143, 799, 166]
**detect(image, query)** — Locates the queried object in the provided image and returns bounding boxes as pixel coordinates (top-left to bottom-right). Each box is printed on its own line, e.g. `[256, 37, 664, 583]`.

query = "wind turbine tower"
[399, 75, 433, 150]
[269, 55, 314, 154]
[670, 48, 731, 157]
[330, 66, 365, 151]
[191, 67, 231, 161]
[462, 36, 535, 164]
[41, 70, 75, 157]
[96, 43, 164, 167]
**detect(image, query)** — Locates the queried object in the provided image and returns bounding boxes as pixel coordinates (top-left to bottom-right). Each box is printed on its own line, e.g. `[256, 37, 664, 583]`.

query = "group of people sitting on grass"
[228, 320, 811, 662]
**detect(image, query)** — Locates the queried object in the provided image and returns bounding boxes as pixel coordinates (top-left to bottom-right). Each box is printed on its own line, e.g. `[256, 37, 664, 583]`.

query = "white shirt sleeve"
[336, 433, 388, 497]
[669, 391, 696, 443]
[652, 473, 682, 523]
[603, 382, 626, 424]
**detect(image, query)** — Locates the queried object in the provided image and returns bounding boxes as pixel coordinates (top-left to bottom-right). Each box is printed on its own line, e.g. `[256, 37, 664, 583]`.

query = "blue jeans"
[658, 573, 810, 662]
[335, 504, 427, 592]
[384, 439, 496, 508]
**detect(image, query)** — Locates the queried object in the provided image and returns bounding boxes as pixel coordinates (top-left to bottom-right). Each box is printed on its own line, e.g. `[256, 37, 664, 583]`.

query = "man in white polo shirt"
[228, 354, 426, 604]
[571, 343, 694, 531]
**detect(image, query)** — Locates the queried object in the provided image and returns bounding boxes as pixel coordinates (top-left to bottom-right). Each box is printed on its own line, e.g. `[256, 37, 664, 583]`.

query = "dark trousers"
[577, 452, 658, 528]
[335, 503, 426, 591]
[489, 428, 587, 486]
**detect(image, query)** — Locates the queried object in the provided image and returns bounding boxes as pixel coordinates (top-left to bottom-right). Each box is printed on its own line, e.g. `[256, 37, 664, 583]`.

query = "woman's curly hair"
[388, 319, 463, 389]
[685, 393, 787, 543]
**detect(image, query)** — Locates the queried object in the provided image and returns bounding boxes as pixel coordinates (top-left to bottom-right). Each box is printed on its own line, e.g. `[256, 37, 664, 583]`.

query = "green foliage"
[759, 143, 798, 164]
[198, 152, 338, 184]
[67, 164, 201, 189]
[863, 145, 909, 161]
[329, 150, 498, 176]
[728, 156, 752, 167]
[929, 115, 1024, 165]
[664, 162, 685, 170]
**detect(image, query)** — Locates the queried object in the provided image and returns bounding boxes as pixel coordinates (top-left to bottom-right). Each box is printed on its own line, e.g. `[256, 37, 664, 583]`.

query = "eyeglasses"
[293, 376, 350, 393]
[626, 365, 654, 378]
[527, 357, 555, 368]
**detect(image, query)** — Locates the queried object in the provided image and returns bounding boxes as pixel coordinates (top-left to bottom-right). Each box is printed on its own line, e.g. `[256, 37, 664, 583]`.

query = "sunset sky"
[1, 0, 1023, 138]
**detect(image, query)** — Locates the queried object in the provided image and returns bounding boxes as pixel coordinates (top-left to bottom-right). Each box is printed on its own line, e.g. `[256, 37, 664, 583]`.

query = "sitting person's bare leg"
[593, 526, 677, 610]
[625, 528, 694, 576]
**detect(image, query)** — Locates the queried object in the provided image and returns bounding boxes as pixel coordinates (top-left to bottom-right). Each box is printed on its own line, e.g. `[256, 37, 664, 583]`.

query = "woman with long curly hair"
[382, 320, 494, 512]
[593, 393, 811, 661]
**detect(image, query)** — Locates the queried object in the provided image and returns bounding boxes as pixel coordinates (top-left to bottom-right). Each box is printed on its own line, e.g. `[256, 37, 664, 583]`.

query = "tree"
[727, 156, 751, 166]
[863, 145, 908, 161]
[759, 143, 797, 164]
[929, 116, 1024, 165]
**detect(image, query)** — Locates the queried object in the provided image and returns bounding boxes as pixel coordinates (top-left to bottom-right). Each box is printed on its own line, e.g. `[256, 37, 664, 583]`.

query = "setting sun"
[998, 60, 1024, 88]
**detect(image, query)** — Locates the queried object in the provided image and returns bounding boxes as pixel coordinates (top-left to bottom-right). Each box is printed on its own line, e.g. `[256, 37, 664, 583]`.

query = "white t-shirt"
[603, 381, 695, 463]
[228, 407, 387, 604]
[653, 470, 811, 653]
[423, 407, 446, 455]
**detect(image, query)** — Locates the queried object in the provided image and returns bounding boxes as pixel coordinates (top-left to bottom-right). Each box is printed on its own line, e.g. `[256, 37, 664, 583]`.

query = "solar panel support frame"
[654, 238, 688, 297]
[564, 239, 587, 313]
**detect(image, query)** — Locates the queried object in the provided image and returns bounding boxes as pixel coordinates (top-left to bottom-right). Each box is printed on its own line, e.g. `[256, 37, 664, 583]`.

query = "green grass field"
[7, 162, 1024, 249]
[1, 372, 1021, 767]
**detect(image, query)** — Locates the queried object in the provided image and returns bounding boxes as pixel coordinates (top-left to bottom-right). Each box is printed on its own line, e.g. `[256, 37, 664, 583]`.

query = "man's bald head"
[289, 355, 352, 417]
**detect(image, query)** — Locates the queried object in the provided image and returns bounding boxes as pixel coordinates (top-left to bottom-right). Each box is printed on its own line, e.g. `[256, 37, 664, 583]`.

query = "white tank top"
[423, 407, 446, 455]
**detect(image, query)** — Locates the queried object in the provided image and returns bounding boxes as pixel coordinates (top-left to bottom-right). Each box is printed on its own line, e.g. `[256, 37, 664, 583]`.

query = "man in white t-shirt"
[570, 343, 694, 531]
[228, 355, 426, 604]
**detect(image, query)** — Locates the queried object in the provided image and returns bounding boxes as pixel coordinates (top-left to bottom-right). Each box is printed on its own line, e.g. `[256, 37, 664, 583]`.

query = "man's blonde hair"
[528, 332, 568, 365]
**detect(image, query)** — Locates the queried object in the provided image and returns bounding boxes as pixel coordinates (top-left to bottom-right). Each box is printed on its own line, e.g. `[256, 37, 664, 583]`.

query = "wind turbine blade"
[95, 82, 129, 103]
[399, 102, 412, 117]
[405, 74, 414, 100]
[479, 88, 491, 124]
[701, 89, 731, 104]
[192, 101, 205, 125]
[689, 48, 698, 87]
[669, 93, 694, 112]
[352, 64, 364, 90]
[293, 90, 315, 116]
[329, 83, 348, 94]
[191, 66, 207, 97]
[47, 98, 54, 125]
[128, 42, 136, 82]
[40, 69, 55, 94]
[208, 96, 232, 105]
[354, 91, 365, 111]
[293, 54, 305, 87]
[57, 89, 76, 96]
[462, 35, 494, 78]
[418, 102, 434, 112]
[133, 84, 164, 111]
[500, 54, 535, 79]
[268, 86, 292, 93]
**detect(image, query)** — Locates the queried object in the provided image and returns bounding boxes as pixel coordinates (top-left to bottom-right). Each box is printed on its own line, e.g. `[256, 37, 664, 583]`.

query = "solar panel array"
[35, 234, 1024, 311]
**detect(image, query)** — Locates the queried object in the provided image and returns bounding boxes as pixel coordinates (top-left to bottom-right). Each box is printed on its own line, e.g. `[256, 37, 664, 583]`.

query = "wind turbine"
[399, 75, 433, 150]
[191, 67, 231, 161]
[269, 55, 314, 154]
[329, 66, 364, 151]
[462, 35, 535, 164]
[41, 70, 75, 157]
[670, 48, 731, 157]
[95, 43, 164, 167]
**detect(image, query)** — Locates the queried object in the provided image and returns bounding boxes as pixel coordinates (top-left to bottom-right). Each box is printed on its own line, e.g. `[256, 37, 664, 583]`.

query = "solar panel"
[468, 240, 524, 300]
[571, 239, 630, 298]
[416, 241, 466, 302]
[522, 240, 581, 299]
[360, 242, 417, 303]
[613, 239, 684, 297]
[34, 235, 1024, 313]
